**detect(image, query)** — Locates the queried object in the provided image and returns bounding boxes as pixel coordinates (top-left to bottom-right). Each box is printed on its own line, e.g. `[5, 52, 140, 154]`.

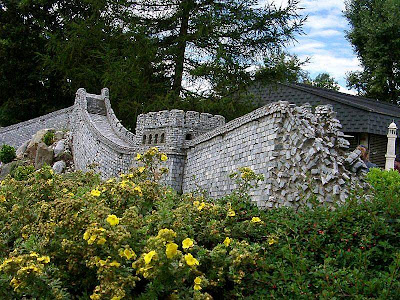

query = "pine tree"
[133, 0, 305, 97]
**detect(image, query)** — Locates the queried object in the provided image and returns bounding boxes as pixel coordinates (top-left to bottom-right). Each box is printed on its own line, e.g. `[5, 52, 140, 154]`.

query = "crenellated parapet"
[135, 110, 225, 151]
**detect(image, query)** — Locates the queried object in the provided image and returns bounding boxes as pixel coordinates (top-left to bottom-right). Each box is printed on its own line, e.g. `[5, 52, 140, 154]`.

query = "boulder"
[0, 162, 14, 180]
[34, 142, 54, 169]
[55, 130, 64, 141]
[26, 129, 54, 160]
[52, 160, 66, 174]
[16, 140, 30, 159]
[54, 140, 65, 157]
[55, 151, 73, 163]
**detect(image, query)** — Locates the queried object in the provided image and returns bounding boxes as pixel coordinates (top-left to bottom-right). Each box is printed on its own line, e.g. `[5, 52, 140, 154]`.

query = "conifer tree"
[132, 0, 305, 97]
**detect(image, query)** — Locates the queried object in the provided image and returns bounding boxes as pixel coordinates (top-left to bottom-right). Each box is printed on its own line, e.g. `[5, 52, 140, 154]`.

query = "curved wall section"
[71, 88, 138, 178]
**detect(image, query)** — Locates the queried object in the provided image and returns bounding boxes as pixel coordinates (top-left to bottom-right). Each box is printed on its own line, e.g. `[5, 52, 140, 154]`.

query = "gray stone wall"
[182, 102, 285, 206]
[183, 101, 362, 208]
[71, 88, 137, 179]
[0, 107, 73, 148]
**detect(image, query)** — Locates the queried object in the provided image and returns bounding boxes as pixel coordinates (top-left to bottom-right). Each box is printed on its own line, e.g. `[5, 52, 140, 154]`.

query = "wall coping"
[186, 101, 290, 148]
[0, 107, 73, 135]
[74, 89, 137, 154]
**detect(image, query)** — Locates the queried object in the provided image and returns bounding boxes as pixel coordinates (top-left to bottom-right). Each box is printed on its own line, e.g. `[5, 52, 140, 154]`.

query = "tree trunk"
[172, 0, 191, 94]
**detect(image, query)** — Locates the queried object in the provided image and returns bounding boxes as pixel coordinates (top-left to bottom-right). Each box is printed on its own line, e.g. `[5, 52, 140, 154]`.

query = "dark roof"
[283, 83, 400, 117]
[249, 82, 400, 136]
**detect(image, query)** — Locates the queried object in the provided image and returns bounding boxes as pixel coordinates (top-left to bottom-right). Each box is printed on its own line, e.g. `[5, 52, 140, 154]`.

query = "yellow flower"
[194, 276, 202, 290]
[135, 153, 142, 160]
[90, 189, 101, 197]
[198, 202, 205, 211]
[88, 235, 97, 245]
[182, 238, 194, 249]
[228, 209, 236, 217]
[109, 261, 121, 267]
[134, 186, 143, 195]
[1, 195, 7, 202]
[98, 260, 107, 266]
[37, 256, 50, 264]
[30, 252, 39, 258]
[166, 243, 178, 259]
[10, 277, 21, 291]
[106, 214, 120, 226]
[160, 153, 168, 161]
[106, 178, 114, 183]
[124, 248, 136, 260]
[194, 277, 202, 285]
[111, 297, 121, 300]
[90, 293, 101, 300]
[268, 236, 278, 245]
[62, 188, 68, 193]
[193, 201, 200, 207]
[83, 231, 90, 240]
[97, 237, 106, 245]
[138, 166, 145, 173]
[184, 254, 199, 266]
[120, 180, 129, 188]
[223, 237, 231, 247]
[251, 217, 262, 223]
[144, 250, 157, 264]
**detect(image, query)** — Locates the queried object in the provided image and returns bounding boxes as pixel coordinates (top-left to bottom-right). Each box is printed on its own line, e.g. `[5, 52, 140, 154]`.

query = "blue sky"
[267, 0, 362, 94]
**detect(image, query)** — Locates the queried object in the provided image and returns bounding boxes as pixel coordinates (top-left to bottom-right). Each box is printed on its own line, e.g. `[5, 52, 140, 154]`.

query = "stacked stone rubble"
[266, 102, 368, 208]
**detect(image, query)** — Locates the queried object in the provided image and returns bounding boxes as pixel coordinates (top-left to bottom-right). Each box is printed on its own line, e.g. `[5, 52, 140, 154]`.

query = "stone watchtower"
[135, 110, 225, 191]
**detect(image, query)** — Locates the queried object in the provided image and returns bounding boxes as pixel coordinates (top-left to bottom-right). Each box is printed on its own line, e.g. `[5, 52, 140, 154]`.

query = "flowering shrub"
[0, 149, 399, 299]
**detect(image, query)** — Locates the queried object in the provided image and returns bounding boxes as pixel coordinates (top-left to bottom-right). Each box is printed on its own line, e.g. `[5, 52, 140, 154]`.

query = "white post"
[385, 122, 397, 170]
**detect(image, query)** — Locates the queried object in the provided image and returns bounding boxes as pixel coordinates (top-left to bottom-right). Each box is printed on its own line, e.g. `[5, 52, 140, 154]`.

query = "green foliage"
[0, 144, 16, 163]
[1, 151, 400, 299]
[0, 0, 306, 129]
[305, 72, 340, 91]
[42, 131, 55, 146]
[255, 52, 310, 84]
[133, 0, 305, 96]
[10, 165, 35, 181]
[345, 0, 400, 102]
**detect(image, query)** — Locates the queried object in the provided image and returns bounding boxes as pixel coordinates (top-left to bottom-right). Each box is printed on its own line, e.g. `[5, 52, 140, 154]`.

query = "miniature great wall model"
[0, 88, 368, 208]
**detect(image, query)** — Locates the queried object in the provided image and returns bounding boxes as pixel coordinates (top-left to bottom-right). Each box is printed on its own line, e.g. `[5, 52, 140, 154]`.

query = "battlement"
[136, 110, 225, 131]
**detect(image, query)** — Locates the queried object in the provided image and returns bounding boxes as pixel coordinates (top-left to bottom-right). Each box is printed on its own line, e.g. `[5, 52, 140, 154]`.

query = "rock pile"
[0, 129, 74, 179]
[266, 102, 369, 208]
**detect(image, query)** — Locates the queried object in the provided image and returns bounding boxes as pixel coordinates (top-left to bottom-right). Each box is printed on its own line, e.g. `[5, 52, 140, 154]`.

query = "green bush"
[42, 131, 55, 146]
[0, 150, 399, 299]
[0, 144, 16, 163]
[10, 165, 35, 181]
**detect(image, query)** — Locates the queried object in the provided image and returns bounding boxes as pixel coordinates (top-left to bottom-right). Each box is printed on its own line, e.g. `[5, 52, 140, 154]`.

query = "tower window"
[155, 134, 158, 144]
[142, 135, 146, 144]
[161, 133, 165, 143]
[185, 134, 193, 141]
[149, 134, 153, 144]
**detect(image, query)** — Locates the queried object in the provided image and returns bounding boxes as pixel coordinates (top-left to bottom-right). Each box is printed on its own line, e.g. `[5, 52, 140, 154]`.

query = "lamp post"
[385, 122, 397, 170]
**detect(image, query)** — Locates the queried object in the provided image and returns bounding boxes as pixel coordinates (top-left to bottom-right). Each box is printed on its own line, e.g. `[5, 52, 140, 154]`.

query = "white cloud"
[264, 0, 345, 12]
[339, 84, 357, 95]
[300, 0, 345, 13]
[305, 14, 347, 30]
[307, 29, 343, 37]
[300, 53, 361, 80]
[290, 40, 325, 53]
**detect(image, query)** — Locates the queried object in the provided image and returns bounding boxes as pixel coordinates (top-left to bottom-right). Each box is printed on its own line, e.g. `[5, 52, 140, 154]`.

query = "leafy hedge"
[0, 149, 399, 299]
